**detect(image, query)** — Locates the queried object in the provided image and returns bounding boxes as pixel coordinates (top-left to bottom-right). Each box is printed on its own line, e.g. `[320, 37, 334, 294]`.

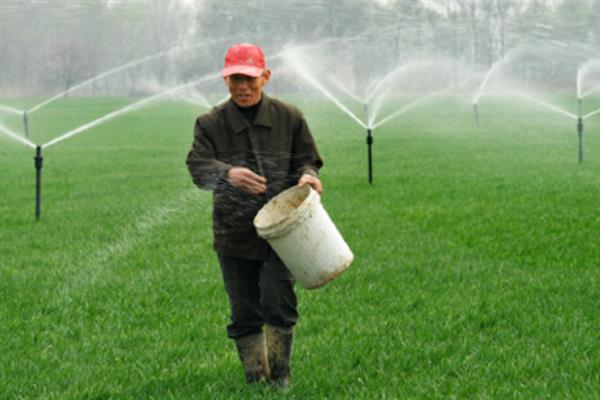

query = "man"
[186, 43, 323, 388]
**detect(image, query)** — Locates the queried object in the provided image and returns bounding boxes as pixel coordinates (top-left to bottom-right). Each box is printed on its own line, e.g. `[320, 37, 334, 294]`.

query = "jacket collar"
[227, 94, 272, 134]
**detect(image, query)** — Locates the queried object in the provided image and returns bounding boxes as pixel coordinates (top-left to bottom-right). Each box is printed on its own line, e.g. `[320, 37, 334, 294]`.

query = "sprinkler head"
[34, 146, 43, 169]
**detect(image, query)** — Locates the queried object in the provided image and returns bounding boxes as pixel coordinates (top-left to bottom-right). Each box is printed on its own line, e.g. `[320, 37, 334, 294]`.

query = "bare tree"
[42, 41, 90, 95]
[455, 0, 481, 66]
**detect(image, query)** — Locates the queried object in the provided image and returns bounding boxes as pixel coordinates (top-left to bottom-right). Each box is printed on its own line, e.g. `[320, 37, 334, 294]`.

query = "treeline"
[1, 0, 598, 96]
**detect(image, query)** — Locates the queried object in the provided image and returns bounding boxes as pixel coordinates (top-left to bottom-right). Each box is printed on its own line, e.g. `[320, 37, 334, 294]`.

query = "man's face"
[225, 70, 271, 108]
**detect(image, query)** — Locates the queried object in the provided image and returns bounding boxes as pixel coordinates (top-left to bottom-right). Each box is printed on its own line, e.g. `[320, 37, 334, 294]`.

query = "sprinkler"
[577, 116, 584, 163]
[23, 111, 29, 138]
[577, 98, 584, 163]
[473, 102, 480, 127]
[363, 103, 373, 185]
[364, 103, 373, 185]
[366, 128, 373, 185]
[34, 146, 43, 220]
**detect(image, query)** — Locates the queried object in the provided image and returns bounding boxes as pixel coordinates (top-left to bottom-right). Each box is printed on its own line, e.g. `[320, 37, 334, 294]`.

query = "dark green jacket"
[186, 94, 323, 260]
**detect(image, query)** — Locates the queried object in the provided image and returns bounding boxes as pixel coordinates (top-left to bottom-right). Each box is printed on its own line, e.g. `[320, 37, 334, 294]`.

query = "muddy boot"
[234, 333, 270, 383]
[267, 325, 294, 389]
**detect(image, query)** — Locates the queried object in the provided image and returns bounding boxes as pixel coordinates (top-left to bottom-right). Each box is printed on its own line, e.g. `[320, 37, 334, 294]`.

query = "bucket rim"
[254, 185, 319, 238]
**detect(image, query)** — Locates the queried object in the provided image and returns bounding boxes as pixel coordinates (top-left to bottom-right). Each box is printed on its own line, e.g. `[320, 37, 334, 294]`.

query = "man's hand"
[298, 174, 323, 194]
[227, 167, 267, 195]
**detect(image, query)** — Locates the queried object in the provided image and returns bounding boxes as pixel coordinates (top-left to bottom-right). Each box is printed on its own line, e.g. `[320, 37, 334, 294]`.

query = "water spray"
[34, 146, 43, 220]
[470, 60, 502, 128]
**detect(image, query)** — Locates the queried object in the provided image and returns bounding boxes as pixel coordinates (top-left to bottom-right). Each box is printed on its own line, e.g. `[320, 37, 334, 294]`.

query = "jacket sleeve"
[291, 115, 323, 179]
[186, 118, 231, 190]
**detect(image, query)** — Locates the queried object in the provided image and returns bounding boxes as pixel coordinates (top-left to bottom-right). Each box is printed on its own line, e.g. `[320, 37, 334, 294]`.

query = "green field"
[1, 96, 599, 399]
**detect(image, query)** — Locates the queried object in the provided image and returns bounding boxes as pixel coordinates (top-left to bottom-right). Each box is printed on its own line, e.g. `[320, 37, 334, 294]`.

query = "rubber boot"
[267, 325, 294, 389]
[234, 333, 270, 383]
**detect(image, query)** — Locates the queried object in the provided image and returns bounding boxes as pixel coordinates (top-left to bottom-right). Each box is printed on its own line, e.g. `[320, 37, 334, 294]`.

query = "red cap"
[221, 43, 266, 78]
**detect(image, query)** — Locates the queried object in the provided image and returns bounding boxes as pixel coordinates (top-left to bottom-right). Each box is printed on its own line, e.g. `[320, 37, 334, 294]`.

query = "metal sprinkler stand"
[34, 145, 43, 220]
[577, 98, 583, 163]
[363, 103, 373, 185]
[23, 111, 29, 138]
[473, 102, 480, 127]
[577, 117, 584, 163]
[366, 128, 373, 184]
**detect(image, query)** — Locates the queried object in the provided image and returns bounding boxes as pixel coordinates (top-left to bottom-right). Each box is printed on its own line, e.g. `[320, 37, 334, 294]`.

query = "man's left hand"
[298, 174, 323, 194]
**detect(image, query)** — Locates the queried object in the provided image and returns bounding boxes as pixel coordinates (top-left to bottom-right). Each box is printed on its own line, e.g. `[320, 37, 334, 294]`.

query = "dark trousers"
[218, 250, 298, 339]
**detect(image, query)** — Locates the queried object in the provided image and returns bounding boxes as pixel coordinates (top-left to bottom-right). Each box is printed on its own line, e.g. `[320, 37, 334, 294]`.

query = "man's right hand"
[227, 167, 267, 195]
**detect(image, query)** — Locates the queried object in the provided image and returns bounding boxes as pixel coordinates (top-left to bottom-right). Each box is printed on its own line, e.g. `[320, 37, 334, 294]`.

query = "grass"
[1, 94, 599, 399]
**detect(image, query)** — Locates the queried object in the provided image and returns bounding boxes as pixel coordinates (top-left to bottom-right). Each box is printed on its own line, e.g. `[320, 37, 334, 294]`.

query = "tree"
[42, 41, 91, 94]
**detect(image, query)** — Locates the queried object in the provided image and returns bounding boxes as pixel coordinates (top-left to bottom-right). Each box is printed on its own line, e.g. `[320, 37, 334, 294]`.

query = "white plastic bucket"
[254, 185, 353, 290]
